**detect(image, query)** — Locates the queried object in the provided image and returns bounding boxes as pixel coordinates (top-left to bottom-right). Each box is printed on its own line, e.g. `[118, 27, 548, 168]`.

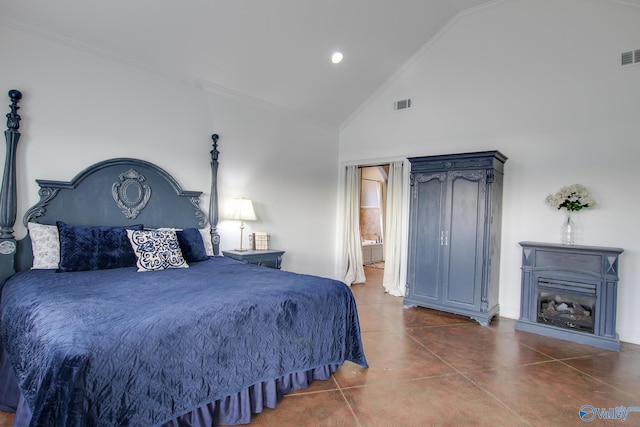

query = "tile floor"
[1, 266, 639, 426]
[248, 267, 640, 426]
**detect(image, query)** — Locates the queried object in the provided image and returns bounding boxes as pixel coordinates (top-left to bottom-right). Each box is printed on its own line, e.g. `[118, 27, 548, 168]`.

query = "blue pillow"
[176, 228, 208, 262]
[57, 222, 143, 272]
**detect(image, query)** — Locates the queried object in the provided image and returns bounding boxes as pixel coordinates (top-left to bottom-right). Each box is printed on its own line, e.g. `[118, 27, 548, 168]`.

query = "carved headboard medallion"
[112, 169, 152, 219]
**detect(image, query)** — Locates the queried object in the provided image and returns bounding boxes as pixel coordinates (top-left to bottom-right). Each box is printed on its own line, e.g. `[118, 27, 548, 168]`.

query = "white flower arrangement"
[545, 184, 596, 212]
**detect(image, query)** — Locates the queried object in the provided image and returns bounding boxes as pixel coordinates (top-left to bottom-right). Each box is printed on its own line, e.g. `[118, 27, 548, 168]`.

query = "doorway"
[340, 159, 407, 296]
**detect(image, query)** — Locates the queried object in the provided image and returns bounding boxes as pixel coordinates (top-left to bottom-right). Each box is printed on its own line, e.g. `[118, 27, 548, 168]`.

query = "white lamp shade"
[226, 198, 257, 221]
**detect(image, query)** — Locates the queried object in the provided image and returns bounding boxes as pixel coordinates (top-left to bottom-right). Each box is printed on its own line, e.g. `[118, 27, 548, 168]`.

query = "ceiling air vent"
[394, 98, 412, 111]
[621, 50, 640, 66]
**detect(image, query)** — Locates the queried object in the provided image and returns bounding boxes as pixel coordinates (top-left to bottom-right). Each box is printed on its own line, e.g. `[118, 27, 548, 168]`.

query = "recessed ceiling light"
[331, 52, 343, 64]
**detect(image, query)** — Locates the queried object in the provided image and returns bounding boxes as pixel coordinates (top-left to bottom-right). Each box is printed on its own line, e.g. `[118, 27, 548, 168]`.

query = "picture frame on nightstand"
[249, 232, 270, 250]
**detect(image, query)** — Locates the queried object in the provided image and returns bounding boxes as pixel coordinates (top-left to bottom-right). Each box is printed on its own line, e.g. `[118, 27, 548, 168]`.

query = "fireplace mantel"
[516, 241, 624, 351]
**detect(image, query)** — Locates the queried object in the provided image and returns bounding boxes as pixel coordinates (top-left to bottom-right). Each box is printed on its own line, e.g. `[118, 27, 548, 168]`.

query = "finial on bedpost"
[211, 133, 219, 160]
[209, 134, 220, 255]
[6, 90, 22, 131]
[1, 90, 22, 241]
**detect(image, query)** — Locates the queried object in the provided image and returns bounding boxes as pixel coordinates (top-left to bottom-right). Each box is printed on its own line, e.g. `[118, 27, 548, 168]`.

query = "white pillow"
[199, 228, 215, 256]
[28, 222, 60, 269]
[127, 229, 189, 272]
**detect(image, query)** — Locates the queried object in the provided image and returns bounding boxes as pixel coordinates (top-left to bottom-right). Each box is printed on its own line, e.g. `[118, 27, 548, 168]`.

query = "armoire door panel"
[445, 172, 486, 307]
[408, 173, 445, 301]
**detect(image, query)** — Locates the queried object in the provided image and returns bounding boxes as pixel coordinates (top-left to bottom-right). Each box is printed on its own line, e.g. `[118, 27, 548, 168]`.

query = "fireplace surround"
[516, 242, 623, 351]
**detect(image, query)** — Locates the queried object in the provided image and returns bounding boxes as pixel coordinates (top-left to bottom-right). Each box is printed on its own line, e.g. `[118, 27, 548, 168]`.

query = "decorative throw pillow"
[176, 228, 208, 262]
[57, 222, 144, 272]
[199, 228, 215, 256]
[127, 229, 189, 272]
[28, 222, 60, 269]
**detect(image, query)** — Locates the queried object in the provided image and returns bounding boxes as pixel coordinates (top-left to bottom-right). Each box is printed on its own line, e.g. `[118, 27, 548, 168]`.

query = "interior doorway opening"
[341, 159, 406, 297]
[360, 165, 388, 272]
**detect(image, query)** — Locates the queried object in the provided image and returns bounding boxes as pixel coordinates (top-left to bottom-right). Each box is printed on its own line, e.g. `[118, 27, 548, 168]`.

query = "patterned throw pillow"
[127, 229, 189, 272]
[28, 222, 60, 269]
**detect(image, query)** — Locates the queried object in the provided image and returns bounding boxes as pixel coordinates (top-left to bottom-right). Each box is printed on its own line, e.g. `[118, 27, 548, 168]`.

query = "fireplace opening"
[537, 281, 596, 334]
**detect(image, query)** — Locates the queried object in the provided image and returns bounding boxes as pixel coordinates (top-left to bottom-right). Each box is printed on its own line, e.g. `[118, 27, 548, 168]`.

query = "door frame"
[335, 156, 411, 292]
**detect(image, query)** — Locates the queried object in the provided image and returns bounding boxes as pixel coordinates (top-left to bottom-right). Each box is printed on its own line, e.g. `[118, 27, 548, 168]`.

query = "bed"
[0, 90, 368, 426]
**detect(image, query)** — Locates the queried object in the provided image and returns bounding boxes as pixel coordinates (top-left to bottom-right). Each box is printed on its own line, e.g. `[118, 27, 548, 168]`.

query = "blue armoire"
[404, 151, 507, 326]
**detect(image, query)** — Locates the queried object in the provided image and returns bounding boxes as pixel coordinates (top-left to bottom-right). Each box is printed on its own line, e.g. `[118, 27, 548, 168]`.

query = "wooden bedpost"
[209, 134, 220, 256]
[0, 89, 22, 283]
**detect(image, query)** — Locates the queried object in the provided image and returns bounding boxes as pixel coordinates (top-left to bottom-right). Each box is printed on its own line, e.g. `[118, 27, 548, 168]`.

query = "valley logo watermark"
[579, 405, 640, 422]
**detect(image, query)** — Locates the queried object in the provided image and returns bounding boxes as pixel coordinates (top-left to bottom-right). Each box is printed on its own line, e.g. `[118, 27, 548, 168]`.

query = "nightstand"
[222, 249, 285, 269]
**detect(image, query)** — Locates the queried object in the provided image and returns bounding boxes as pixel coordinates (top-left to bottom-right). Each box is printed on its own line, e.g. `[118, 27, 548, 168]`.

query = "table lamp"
[226, 197, 256, 251]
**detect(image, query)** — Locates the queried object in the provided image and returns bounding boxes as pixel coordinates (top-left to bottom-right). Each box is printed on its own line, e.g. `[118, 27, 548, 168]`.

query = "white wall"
[0, 22, 339, 278]
[205, 91, 339, 276]
[340, 0, 640, 344]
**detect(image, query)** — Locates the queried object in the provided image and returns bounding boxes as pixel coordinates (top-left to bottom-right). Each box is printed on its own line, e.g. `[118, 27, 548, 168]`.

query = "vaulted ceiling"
[0, 0, 498, 128]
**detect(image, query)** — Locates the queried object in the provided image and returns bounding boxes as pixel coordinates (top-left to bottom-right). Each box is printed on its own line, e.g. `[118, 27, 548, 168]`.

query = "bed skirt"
[1, 353, 338, 426]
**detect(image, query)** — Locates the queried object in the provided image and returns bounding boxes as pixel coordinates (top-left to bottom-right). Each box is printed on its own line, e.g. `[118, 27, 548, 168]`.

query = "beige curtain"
[342, 165, 365, 285]
[382, 161, 405, 296]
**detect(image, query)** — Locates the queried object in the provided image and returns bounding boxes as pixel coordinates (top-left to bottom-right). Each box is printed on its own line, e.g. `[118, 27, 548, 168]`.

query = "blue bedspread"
[0, 257, 367, 426]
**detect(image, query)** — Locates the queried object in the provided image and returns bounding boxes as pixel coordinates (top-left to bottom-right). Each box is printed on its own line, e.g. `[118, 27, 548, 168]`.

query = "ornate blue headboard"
[0, 90, 221, 281]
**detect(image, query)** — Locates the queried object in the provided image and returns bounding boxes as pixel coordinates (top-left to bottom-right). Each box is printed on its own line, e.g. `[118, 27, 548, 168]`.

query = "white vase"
[561, 211, 575, 245]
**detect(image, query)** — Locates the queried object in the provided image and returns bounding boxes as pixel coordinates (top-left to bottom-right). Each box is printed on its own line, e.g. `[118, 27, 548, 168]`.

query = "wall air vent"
[394, 98, 412, 111]
[621, 49, 640, 66]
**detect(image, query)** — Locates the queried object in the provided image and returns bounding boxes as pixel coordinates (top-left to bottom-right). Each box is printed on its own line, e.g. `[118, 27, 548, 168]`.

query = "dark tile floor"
[2, 266, 639, 426]
[247, 267, 640, 426]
